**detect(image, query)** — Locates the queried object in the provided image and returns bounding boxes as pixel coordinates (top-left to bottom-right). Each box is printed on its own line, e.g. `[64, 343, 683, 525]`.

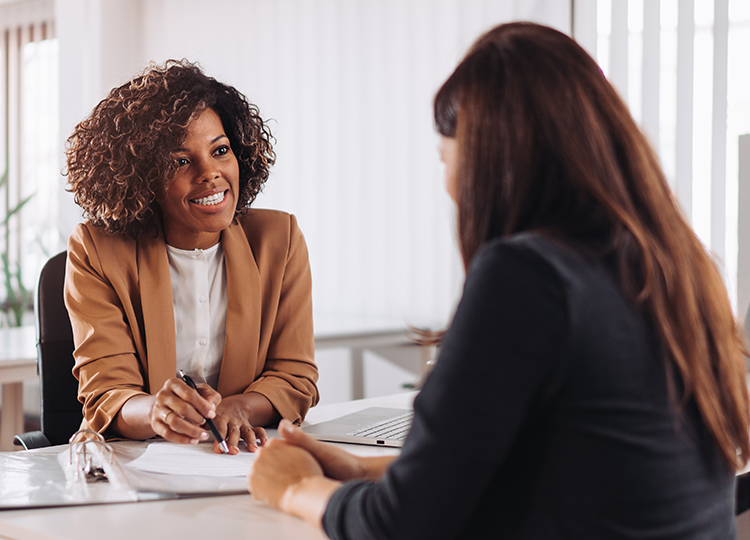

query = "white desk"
[0, 392, 416, 540]
[0, 326, 37, 452]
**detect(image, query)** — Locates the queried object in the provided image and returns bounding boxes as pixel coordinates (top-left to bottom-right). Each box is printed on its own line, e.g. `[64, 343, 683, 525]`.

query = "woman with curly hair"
[248, 23, 749, 539]
[64, 60, 318, 454]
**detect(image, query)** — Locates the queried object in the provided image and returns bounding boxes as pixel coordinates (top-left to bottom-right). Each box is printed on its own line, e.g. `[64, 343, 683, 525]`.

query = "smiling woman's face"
[158, 107, 240, 250]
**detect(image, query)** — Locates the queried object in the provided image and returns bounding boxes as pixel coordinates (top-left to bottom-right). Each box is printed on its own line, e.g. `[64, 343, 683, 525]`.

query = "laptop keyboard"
[346, 411, 414, 441]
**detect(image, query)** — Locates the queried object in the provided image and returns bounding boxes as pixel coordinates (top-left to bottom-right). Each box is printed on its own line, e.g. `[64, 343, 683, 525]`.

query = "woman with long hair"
[248, 22, 749, 538]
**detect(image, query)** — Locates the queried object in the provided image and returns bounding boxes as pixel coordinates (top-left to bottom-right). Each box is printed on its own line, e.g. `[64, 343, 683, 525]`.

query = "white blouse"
[166, 241, 228, 389]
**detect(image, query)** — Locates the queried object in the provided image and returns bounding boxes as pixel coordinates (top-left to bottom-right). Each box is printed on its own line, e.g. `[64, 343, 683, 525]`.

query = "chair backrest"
[36, 251, 82, 445]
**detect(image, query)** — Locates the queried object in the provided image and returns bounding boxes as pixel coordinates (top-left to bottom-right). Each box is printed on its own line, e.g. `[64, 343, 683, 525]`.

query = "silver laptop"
[301, 407, 413, 447]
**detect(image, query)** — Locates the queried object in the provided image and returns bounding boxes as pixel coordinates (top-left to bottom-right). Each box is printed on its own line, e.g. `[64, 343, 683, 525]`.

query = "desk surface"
[0, 392, 416, 540]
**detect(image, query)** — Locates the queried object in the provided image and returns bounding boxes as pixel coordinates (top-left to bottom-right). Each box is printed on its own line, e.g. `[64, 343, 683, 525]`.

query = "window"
[579, 0, 750, 311]
[0, 0, 58, 326]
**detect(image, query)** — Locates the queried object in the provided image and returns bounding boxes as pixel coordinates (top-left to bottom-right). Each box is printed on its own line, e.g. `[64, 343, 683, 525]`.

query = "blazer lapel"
[138, 229, 177, 394]
[217, 222, 262, 396]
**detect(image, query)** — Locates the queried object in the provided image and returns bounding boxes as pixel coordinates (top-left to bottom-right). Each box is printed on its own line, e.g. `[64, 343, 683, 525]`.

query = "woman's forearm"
[281, 476, 342, 528]
[278, 457, 394, 529]
[113, 393, 158, 440]
[357, 455, 398, 480]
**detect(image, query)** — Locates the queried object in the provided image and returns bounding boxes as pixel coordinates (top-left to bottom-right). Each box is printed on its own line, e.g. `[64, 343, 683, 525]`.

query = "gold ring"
[162, 410, 171, 423]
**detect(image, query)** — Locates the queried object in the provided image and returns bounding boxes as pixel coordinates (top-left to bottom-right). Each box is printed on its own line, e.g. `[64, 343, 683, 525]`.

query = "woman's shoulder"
[66, 222, 140, 282]
[234, 209, 302, 246]
[239, 208, 297, 228]
[478, 232, 601, 277]
[473, 232, 566, 273]
[69, 221, 137, 251]
[465, 233, 568, 301]
[226, 210, 309, 272]
[472, 232, 615, 305]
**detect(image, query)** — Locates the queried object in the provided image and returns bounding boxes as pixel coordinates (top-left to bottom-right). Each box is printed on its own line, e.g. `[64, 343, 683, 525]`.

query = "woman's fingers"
[248, 439, 325, 508]
[152, 377, 217, 443]
[239, 425, 267, 452]
[278, 419, 320, 449]
[172, 379, 218, 420]
[254, 426, 269, 447]
[153, 403, 208, 444]
[278, 419, 363, 481]
[196, 382, 222, 409]
[279, 419, 341, 459]
[212, 397, 273, 453]
[224, 423, 242, 454]
[159, 378, 213, 422]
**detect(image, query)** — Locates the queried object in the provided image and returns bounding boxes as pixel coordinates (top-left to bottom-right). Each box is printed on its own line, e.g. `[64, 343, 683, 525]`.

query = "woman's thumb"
[279, 419, 302, 440]
[278, 419, 317, 449]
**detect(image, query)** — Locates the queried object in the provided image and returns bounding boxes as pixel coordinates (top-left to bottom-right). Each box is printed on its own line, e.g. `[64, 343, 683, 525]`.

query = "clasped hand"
[248, 420, 388, 516]
[151, 377, 268, 454]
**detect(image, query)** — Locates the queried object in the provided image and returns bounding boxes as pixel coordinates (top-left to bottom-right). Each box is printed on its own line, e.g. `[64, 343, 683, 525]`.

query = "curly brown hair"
[65, 59, 275, 238]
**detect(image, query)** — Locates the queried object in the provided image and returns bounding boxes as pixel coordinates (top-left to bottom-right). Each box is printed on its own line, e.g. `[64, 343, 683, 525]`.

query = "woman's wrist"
[113, 393, 158, 440]
[359, 455, 397, 480]
[281, 475, 342, 527]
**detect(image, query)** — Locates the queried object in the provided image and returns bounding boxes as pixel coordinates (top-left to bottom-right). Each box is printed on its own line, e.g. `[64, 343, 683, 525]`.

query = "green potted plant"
[0, 164, 35, 327]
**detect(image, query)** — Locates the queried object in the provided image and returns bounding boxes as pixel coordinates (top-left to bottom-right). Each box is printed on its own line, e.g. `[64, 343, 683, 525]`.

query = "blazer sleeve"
[243, 214, 319, 424]
[65, 224, 149, 435]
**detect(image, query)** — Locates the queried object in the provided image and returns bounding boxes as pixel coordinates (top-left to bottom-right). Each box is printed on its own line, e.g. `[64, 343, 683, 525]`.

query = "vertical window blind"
[574, 0, 750, 315]
[0, 0, 58, 327]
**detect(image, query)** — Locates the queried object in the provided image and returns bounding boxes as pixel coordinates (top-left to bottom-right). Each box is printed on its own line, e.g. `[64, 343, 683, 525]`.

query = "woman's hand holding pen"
[152, 377, 222, 446]
[153, 378, 278, 454]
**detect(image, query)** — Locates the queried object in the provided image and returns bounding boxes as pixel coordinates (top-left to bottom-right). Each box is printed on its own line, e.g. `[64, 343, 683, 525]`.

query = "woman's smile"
[191, 190, 227, 207]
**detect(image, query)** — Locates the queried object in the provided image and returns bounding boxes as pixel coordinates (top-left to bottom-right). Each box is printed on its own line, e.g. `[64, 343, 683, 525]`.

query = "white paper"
[126, 441, 256, 477]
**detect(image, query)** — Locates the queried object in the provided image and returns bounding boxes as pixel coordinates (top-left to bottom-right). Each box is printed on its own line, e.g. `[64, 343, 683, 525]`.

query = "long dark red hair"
[434, 22, 749, 469]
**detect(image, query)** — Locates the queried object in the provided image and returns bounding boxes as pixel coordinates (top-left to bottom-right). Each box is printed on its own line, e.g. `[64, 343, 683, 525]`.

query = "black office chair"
[13, 251, 82, 449]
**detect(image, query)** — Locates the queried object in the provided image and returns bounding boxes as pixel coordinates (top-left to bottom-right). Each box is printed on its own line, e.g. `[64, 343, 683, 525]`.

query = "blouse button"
[199, 339, 206, 347]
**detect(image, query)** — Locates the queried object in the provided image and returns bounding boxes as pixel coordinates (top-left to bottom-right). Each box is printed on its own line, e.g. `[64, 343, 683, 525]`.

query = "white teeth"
[191, 192, 225, 206]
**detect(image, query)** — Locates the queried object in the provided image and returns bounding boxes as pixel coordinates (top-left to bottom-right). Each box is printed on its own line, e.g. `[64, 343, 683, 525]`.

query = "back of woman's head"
[435, 22, 671, 266]
[66, 59, 274, 238]
[435, 22, 749, 468]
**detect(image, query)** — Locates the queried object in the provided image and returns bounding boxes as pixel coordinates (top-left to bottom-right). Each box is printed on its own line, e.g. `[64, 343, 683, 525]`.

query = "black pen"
[178, 370, 229, 454]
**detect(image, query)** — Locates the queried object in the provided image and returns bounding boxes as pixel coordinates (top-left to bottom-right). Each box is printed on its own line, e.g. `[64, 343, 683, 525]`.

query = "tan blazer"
[65, 209, 319, 435]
